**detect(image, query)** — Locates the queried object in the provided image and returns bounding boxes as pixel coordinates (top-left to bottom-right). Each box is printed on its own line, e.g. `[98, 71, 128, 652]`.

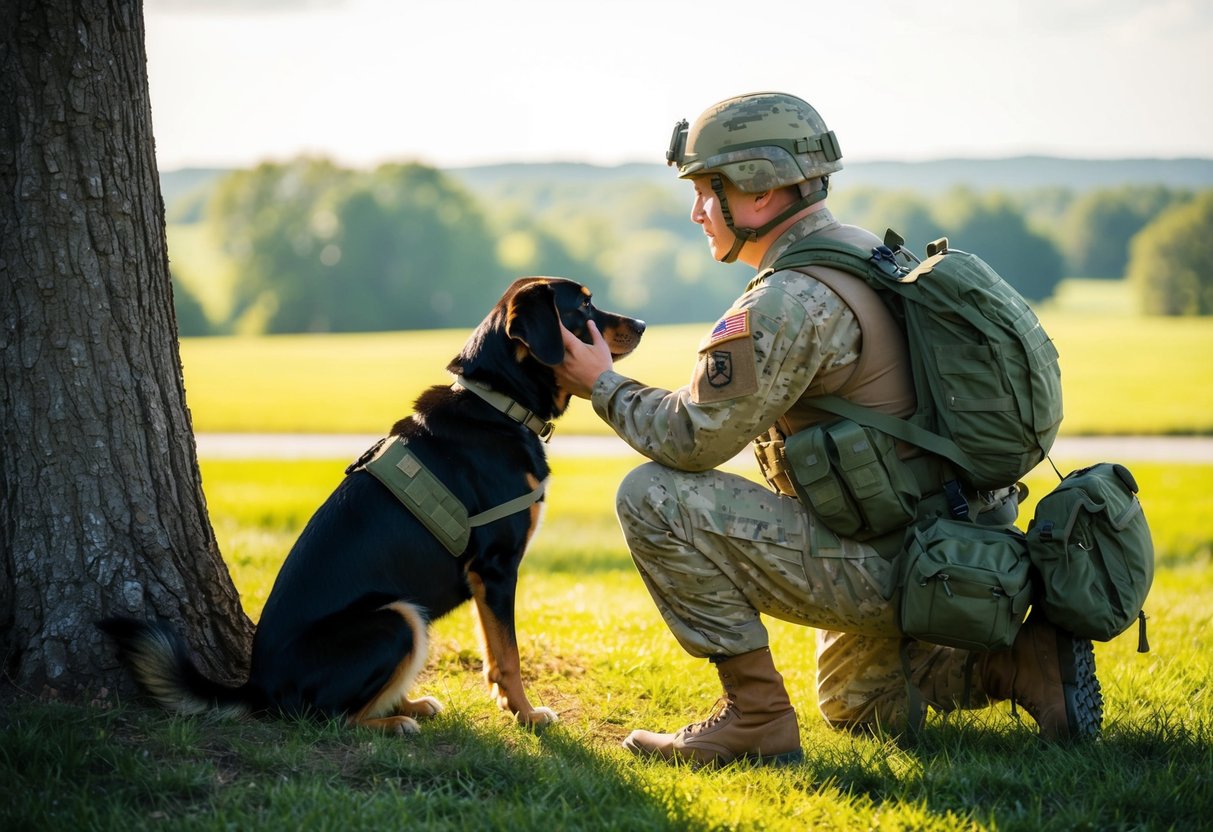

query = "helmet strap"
[711, 175, 753, 263]
[711, 175, 829, 264]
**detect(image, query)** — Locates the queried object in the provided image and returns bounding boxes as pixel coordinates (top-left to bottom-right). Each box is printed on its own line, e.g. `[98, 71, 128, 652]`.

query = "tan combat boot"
[978, 613, 1103, 740]
[623, 647, 803, 767]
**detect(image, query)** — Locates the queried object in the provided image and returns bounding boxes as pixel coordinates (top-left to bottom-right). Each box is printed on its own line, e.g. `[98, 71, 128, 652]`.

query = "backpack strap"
[766, 236, 909, 284]
[808, 394, 981, 480]
[766, 234, 985, 489]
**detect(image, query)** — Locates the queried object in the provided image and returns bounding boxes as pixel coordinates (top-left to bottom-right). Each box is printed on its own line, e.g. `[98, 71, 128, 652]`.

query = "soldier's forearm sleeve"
[590, 372, 746, 471]
[588, 281, 861, 473]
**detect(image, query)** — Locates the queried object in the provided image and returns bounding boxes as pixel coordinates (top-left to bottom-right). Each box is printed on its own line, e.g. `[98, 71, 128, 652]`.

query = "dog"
[99, 276, 645, 734]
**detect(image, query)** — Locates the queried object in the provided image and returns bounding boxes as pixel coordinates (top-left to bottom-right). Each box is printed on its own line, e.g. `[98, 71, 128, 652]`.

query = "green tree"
[171, 271, 212, 336]
[1128, 191, 1213, 315]
[208, 158, 351, 333]
[933, 188, 1065, 302]
[322, 163, 505, 331]
[833, 188, 943, 254]
[1064, 186, 1184, 278]
[495, 225, 606, 288]
[208, 161, 506, 333]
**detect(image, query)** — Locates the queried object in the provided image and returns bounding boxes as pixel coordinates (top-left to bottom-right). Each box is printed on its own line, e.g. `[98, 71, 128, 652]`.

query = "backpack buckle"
[869, 245, 905, 278]
[944, 480, 970, 520]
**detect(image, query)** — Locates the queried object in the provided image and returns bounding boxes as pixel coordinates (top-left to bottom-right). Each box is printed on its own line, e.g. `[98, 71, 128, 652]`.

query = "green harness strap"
[356, 435, 548, 557]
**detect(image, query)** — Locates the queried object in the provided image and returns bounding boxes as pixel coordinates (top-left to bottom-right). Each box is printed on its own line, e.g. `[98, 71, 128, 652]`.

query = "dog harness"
[345, 380, 552, 556]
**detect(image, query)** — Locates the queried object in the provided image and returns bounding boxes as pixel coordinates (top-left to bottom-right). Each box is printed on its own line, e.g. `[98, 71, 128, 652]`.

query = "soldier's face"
[690, 175, 755, 262]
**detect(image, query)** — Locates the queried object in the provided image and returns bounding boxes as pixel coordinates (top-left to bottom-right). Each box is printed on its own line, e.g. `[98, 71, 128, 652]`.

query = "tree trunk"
[0, 0, 253, 699]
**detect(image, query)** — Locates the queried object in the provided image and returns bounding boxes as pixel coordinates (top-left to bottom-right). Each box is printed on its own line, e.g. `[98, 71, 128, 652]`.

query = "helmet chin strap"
[710, 175, 829, 264]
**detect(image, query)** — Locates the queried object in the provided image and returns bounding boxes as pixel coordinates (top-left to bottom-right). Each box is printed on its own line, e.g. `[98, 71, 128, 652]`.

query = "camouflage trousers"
[616, 461, 996, 730]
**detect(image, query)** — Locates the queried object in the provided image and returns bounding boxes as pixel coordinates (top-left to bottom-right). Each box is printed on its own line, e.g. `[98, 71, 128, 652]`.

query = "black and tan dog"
[100, 277, 644, 733]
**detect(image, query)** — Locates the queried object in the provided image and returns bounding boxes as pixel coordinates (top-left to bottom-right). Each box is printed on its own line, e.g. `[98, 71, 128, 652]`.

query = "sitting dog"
[100, 276, 645, 733]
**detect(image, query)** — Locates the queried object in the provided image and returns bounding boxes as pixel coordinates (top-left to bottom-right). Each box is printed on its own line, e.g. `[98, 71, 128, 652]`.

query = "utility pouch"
[898, 518, 1032, 652]
[784, 419, 920, 540]
[1026, 462, 1153, 647]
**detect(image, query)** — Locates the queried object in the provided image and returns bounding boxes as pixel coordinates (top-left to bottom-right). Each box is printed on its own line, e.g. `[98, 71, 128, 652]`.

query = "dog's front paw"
[352, 714, 421, 736]
[401, 696, 444, 719]
[516, 706, 559, 731]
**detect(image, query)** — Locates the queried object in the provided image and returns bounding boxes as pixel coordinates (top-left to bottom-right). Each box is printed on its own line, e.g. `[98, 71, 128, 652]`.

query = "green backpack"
[768, 232, 1063, 492]
[1026, 462, 1154, 649]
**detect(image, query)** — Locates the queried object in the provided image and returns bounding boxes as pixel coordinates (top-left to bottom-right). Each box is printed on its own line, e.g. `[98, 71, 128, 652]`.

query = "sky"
[144, 0, 1213, 172]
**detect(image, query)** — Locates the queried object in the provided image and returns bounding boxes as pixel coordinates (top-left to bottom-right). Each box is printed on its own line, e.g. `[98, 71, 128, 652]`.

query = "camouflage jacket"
[590, 208, 877, 471]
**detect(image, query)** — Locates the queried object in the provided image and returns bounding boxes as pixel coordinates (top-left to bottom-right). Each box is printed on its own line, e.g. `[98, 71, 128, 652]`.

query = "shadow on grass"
[782, 713, 1213, 832]
[4, 688, 1209, 831]
[0, 691, 682, 832]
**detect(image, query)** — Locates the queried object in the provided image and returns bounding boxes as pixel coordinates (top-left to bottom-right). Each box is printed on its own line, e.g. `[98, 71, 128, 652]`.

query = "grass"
[177, 323, 707, 436]
[4, 455, 1211, 830]
[7, 276, 1211, 828]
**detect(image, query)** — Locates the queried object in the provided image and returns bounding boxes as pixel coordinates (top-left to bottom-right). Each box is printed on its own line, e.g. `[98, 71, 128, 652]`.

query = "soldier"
[553, 92, 1102, 767]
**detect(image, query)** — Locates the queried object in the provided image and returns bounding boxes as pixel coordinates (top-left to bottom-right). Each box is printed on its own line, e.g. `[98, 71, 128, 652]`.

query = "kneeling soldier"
[554, 91, 1101, 766]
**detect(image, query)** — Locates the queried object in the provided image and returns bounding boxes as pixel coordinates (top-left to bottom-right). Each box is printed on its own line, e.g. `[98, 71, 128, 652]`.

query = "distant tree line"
[168, 159, 1211, 335]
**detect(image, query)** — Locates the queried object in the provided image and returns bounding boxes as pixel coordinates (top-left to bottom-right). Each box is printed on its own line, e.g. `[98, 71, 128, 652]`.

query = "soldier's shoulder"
[754, 266, 847, 314]
[732, 278, 811, 324]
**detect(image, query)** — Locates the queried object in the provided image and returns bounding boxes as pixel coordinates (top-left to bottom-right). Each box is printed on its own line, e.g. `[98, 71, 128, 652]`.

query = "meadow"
[4, 455, 1210, 830]
[3, 285, 1212, 830]
[176, 280, 1213, 437]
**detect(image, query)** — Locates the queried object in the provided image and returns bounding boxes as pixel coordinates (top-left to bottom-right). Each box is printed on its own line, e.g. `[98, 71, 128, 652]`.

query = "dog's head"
[449, 277, 645, 419]
[503, 277, 645, 366]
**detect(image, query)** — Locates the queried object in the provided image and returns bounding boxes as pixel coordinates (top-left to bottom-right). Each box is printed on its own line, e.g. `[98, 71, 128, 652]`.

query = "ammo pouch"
[781, 419, 920, 541]
[898, 518, 1032, 652]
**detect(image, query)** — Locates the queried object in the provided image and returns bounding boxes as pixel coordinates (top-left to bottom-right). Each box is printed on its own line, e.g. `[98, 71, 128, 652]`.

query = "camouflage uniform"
[593, 209, 995, 730]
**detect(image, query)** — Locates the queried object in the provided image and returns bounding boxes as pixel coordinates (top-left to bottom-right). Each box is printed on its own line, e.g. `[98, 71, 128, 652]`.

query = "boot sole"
[737, 748, 805, 768]
[622, 737, 804, 769]
[1055, 630, 1103, 740]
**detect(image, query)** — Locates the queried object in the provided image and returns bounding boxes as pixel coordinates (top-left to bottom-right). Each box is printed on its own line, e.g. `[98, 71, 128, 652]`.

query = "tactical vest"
[754, 222, 917, 498]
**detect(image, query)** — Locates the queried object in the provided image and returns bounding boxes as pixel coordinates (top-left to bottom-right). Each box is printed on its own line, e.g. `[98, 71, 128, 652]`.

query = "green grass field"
[6, 278, 1213, 829]
[4, 456, 1211, 830]
[177, 288, 1213, 437]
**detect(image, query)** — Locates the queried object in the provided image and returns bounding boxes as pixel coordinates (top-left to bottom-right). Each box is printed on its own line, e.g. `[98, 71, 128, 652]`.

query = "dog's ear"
[504, 282, 565, 366]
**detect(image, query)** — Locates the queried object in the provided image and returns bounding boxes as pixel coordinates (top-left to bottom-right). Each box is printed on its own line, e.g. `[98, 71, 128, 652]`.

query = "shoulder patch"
[704, 308, 750, 347]
[692, 310, 758, 404]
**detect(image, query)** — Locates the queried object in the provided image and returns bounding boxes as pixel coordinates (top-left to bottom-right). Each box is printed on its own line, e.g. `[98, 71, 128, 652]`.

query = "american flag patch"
[708, 309, 749, 344]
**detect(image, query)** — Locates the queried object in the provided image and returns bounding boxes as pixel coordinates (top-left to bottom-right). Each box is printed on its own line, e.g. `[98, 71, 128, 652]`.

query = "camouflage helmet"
[666, 92, 842, 192]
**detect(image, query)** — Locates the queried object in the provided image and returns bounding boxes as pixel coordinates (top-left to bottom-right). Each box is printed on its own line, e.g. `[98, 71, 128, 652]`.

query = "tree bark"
[0, 0, 253, 699]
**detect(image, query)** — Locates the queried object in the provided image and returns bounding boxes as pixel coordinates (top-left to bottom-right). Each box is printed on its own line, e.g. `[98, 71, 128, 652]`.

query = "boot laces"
[688, 695, 735, 734]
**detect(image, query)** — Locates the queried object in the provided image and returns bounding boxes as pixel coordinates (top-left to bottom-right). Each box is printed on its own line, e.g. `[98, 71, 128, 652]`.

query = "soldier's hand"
[553, 320, 613, 399]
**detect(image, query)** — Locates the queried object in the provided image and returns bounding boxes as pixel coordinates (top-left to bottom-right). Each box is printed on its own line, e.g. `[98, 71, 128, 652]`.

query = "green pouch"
[784, 419, 920, 540]
[363, 436, 470, 556]
[898, 518, 1032, 651]
[1026, 462, 1153, 645]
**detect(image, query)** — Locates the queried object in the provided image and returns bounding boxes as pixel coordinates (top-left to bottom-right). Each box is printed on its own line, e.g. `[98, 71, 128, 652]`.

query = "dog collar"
[452, 375, 555, 442]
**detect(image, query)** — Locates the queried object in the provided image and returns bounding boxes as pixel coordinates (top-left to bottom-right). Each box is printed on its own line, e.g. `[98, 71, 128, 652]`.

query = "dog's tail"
[97, 617, 254, 717]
